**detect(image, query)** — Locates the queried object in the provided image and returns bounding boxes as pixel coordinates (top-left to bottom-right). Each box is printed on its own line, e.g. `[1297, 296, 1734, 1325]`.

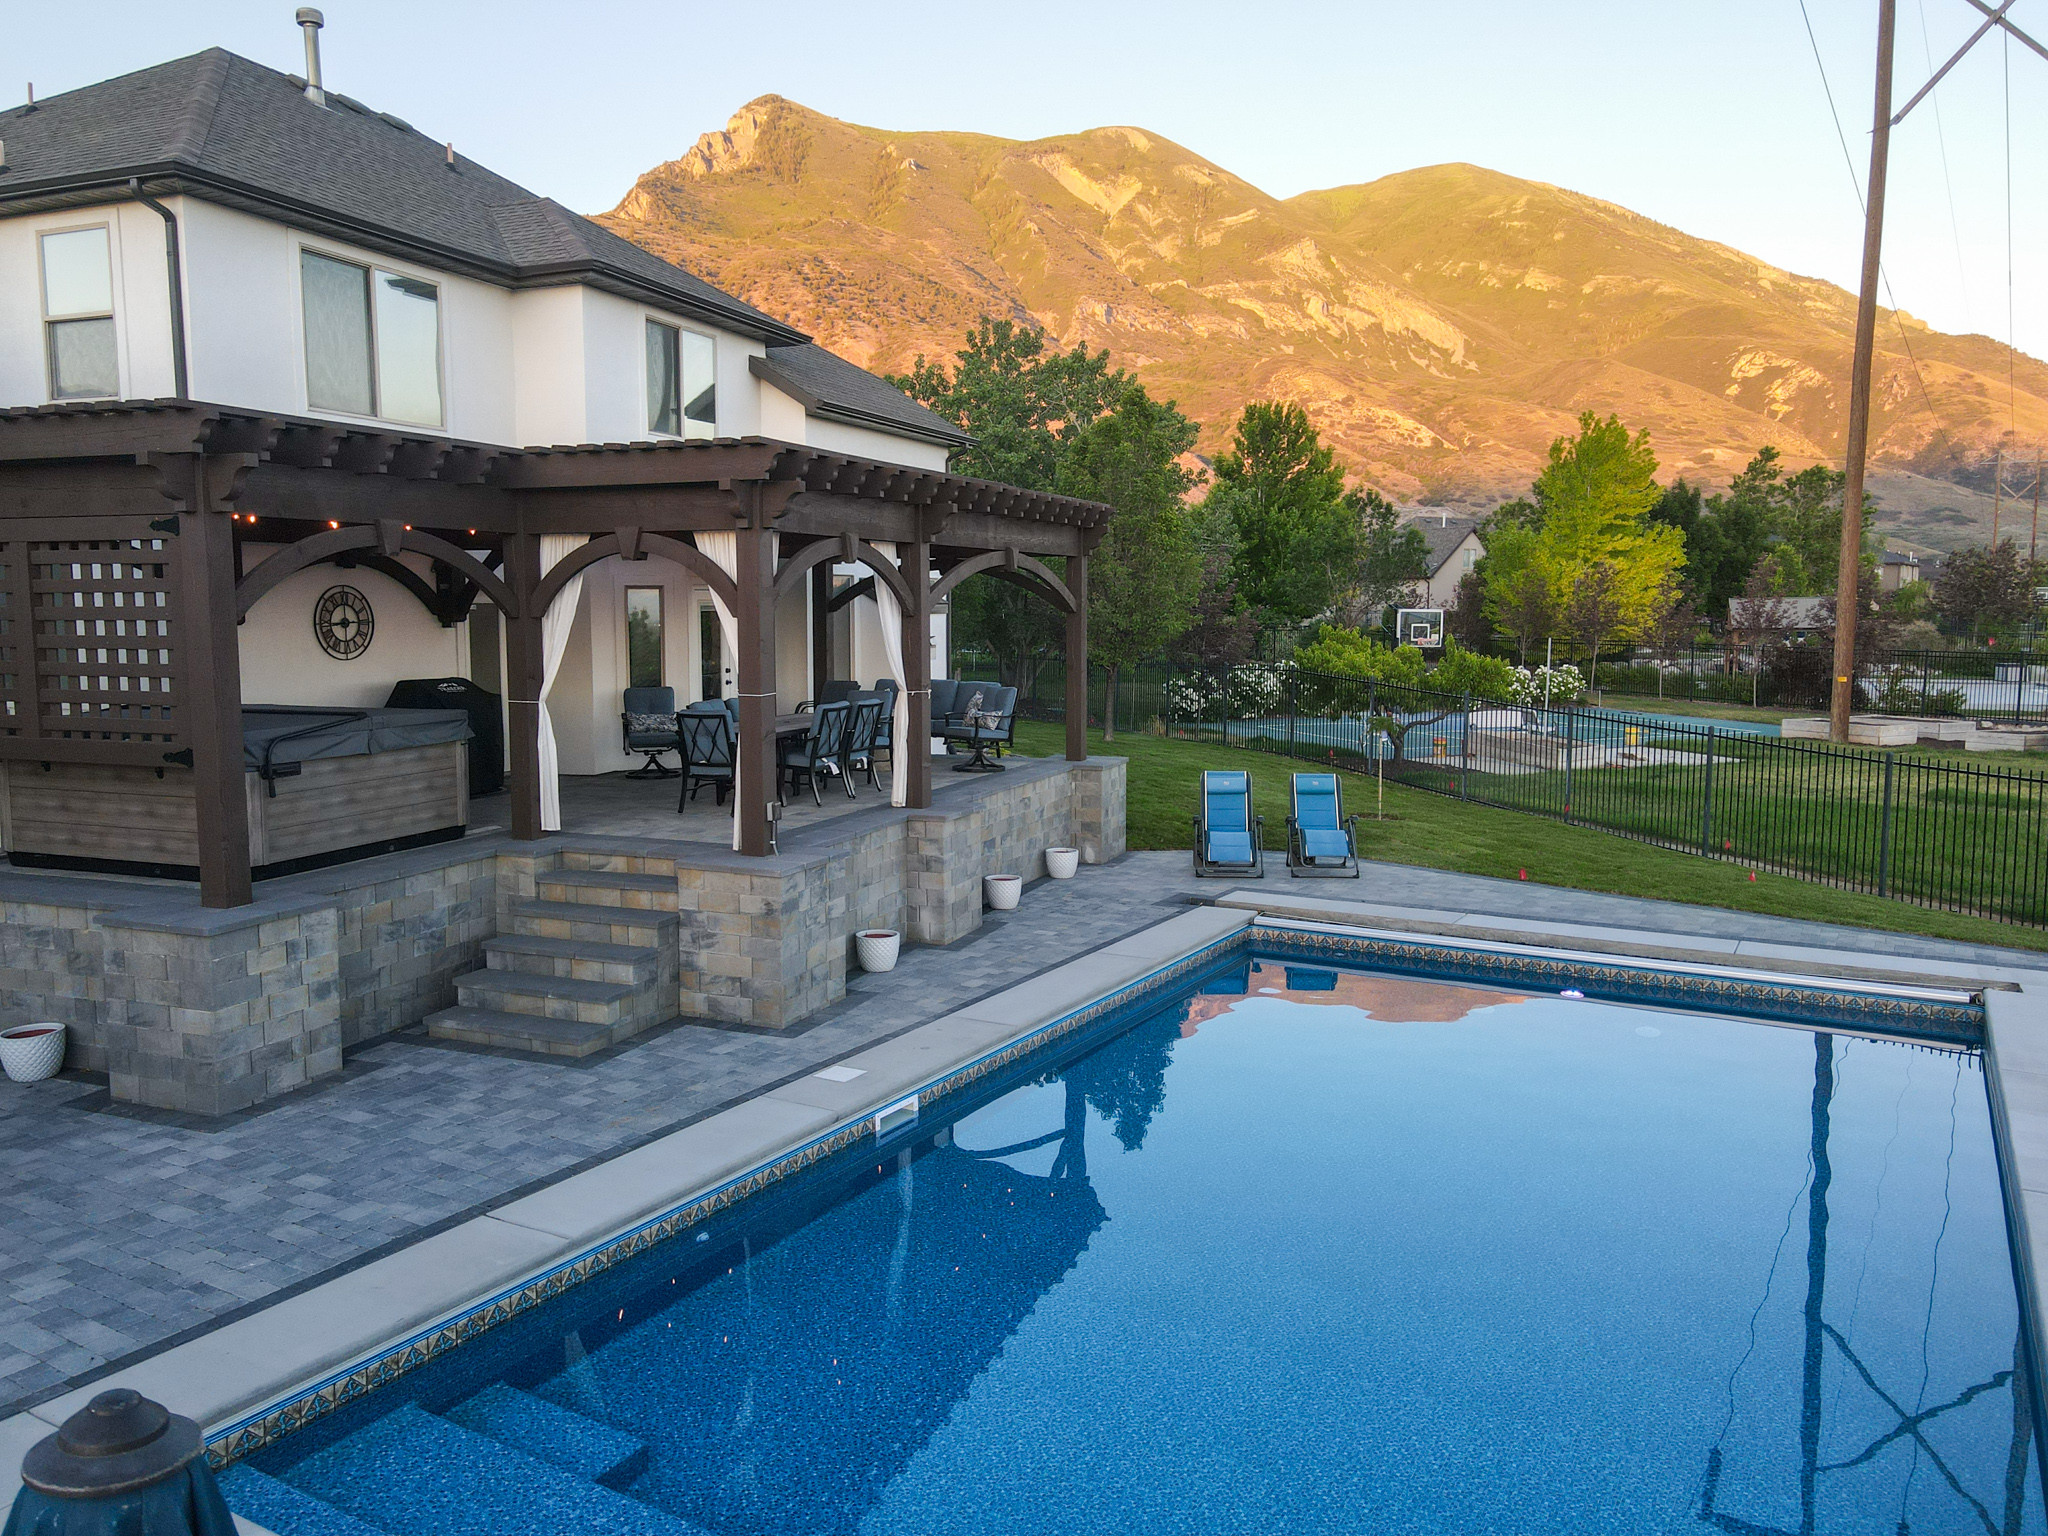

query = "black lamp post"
[4, 1389, 236, 1536]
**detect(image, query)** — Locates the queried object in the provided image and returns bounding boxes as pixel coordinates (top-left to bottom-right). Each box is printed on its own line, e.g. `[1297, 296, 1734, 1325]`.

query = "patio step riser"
[425, 1007, 621, 1058]
[559, 850, 682, 879]
[487, 951, 653, 987]
[511, 900, 678, 951]
[534, 871, 679, 913]
[456, 984, 628, 1028]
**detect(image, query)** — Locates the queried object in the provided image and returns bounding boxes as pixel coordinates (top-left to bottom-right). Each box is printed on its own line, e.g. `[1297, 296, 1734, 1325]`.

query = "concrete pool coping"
[0, 902, 1254, 1489]
[7, 892, 2048, 1507]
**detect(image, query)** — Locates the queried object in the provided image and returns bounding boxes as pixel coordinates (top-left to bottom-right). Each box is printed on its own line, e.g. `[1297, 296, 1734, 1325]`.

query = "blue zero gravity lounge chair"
[1192, 770, 1265, 878]
[1286, 771, 1361, 877]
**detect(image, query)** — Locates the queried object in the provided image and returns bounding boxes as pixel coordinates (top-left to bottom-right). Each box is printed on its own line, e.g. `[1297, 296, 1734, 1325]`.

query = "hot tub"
[1, 706, 472, 879]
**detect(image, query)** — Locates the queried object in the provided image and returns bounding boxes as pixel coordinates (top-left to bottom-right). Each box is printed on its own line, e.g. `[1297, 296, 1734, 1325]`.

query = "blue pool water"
[231, 957, 2040, 1536]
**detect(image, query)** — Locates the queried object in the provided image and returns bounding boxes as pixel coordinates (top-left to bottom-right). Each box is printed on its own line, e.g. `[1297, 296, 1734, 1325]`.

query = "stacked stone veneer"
[0, 755, 1126, 1111]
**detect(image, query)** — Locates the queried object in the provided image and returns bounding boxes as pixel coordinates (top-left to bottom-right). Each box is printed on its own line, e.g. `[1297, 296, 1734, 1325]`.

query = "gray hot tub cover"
[240, 706, 473, 771]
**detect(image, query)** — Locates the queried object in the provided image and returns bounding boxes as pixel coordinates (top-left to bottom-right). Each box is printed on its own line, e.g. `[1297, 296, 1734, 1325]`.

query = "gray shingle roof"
[751, 344, 972, 450]
[1407, 515, 1482, 575]
[0, 49, 806, 345]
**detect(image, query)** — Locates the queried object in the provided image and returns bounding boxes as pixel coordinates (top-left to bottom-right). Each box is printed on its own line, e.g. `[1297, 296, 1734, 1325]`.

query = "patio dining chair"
[1192, 769, 1265, 878]
[841, 694, 885, 794]
[620, 686, 680, 777]
[779, 700, 849, 806]
[868, 679, 900, 781]
[798, 679, 859, 714]
[676, 706, 735, 810]
[1285, 772, 1361, 878]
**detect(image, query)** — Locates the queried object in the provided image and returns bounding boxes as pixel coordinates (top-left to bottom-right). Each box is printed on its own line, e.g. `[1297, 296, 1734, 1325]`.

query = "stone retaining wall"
[0, 755, 1127, 1109]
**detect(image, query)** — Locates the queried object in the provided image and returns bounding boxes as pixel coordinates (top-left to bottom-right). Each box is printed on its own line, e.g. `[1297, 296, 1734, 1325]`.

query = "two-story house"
[0, 41, 985, 783]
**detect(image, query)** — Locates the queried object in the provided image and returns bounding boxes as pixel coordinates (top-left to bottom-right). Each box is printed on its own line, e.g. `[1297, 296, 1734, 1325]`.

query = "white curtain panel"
[693, 531, 744, 849]
[537, 534, 588, 833]
[869, 542, 910, 807]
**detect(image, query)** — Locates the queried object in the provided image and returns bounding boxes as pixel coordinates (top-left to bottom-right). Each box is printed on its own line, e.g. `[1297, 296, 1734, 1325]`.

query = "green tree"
[1480, 521, 1554, 663]
[1057, 385, 1204, 740]
[1169, 496, 1258, 671]
[893, 318, 1125, 688]
[1932, 542, 2042, 638]
[1207, 402, 1361, 632]
[1347, 487, 1430, 626]
[1527, 412, 1685, 656]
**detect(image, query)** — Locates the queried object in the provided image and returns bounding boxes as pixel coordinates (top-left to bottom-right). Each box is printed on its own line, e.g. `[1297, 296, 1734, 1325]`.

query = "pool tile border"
[1254, 925, 1986, 1043]
[198, 922, 1251, 1468]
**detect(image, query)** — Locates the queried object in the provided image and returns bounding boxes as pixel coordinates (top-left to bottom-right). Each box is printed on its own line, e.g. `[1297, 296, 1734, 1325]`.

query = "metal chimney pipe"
[296, 8, 326, 105]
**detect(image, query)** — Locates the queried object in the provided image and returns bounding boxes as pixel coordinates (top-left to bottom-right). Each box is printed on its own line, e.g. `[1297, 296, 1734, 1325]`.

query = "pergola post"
[503, 530, 545, 842]
[810, 560, 831, 698]
[903, 524, 933, 808]
[1065, 552, 1088, 762]
[178, 458, 253, 908]
[736, 517, 779, 854]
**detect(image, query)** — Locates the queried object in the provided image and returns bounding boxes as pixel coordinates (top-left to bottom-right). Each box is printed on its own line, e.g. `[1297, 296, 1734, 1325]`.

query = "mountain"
[598, 96, 2048, 547]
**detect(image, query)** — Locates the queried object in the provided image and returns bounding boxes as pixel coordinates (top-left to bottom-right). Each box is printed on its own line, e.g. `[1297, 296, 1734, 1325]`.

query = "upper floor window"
[645, 319, 716, 439]
[301, 249, 443, 427]
[41, 227, 118, 400]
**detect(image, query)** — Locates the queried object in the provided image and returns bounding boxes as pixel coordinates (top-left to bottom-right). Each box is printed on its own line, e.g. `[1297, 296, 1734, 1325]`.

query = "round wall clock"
[314, 585, 375, 660]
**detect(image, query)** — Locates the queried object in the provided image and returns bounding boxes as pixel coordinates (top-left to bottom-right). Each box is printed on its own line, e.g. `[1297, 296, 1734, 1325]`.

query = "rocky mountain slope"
[599, 97, 2048, 545]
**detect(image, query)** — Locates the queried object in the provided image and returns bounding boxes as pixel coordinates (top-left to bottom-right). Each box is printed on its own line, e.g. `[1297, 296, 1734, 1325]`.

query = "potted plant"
[856, 929, 901, 972]
[1045, 847, 1080, 879]
[983, 874, 1023, 910]
[1, 1022, 66, 1083]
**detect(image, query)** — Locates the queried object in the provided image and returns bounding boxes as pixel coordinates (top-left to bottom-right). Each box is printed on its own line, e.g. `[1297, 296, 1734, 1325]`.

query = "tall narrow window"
[625, 587, 664, 689]
[646, 319, 716, 439]
[301, 249, 442, 426]
[681, 329, 716, 438]
[41, 227, 118, 400]
[646, 320, 681, 437]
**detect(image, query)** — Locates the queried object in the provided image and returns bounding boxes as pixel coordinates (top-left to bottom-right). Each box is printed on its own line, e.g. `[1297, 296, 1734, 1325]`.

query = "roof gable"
[0, 49, 805, 344]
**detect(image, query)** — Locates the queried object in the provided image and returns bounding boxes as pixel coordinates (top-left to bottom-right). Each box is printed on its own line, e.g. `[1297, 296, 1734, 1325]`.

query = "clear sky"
[13, 0, 2047, 359]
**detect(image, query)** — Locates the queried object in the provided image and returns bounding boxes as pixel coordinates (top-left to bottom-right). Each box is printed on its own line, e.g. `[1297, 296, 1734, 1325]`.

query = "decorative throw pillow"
[625, 712, 675, 736]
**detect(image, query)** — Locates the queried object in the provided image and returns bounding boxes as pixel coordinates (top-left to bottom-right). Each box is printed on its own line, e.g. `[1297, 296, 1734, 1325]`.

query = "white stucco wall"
[804, 417, 950, 472]
[237, 546, 466, 707]
[0, 199, 179, 407]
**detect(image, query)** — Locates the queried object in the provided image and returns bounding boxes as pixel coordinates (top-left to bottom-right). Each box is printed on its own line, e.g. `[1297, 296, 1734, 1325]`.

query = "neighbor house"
[1404, 513, 1484, 612]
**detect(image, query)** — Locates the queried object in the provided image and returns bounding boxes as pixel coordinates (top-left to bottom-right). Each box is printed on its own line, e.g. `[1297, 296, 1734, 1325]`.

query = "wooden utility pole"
[1993, 445, 2005, 548]
[2032, 447, 2043, 569]
[1831, 0, 1897, 743]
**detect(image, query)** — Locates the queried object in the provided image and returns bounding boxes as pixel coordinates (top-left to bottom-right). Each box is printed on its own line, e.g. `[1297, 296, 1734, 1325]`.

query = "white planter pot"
[0, 1023, 66, 1084]
[856, 929, 901, 973]
[984, 874, 1023, 911]
[1045, 847, 1080, 879]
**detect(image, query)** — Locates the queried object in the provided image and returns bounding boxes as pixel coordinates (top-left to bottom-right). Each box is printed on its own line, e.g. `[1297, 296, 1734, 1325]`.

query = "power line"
[1796, 0, 1965, 472]
[2005, 25, 2017, 435]
[1917, 0, 1973, 326]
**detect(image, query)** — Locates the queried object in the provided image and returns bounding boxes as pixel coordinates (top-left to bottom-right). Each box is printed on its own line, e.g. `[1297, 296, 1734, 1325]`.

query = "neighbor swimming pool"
[221, 949, 2040, 1536]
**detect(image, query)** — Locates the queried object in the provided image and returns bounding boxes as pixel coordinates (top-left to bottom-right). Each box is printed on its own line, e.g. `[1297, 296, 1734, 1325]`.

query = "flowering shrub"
[1226, 664, 1287, 718]
[1507, 664, 1586, 706]
[1163, 674, 1220, 721]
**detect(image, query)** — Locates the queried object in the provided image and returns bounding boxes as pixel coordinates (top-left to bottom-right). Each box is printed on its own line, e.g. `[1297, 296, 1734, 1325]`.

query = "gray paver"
[2, 850, 2045, 1418]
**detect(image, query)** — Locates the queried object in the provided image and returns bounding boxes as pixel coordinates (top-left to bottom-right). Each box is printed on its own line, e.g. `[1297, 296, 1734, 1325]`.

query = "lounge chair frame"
[1285, 772, 1361, 878]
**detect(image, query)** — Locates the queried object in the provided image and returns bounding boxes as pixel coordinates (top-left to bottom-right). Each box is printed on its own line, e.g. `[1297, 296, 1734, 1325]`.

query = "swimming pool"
[220, 950, 2039, 1536]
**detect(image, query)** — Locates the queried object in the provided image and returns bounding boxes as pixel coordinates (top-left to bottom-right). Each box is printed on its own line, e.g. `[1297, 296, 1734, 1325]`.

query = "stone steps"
[423, 1004, 622, 1058]
[534, 868, 678, 912]
[452, 967, 636, 1025]
[485, 932, 662, 987]
[510, 899, 677, 950]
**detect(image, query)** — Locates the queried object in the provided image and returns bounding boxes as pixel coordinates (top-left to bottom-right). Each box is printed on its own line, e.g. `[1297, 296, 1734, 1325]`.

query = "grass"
[1010, 720, 2048, 954]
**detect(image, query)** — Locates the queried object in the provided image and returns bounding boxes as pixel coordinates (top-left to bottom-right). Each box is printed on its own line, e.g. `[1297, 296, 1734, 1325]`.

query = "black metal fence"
[1177, 669, 2048, 929]
[1589, 646, 2048, 721]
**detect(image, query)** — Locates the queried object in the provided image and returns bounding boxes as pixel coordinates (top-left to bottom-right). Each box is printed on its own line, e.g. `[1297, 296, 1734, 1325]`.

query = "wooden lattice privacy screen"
[0, 533, 180, 748]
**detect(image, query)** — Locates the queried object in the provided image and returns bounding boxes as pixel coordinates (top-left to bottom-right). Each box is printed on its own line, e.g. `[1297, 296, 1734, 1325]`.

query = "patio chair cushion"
[1293, 773, 1341, 830]
[624, 713, 677, 745]
[1205, 829, 1255, 864]
[1300, 828, 1352, 860]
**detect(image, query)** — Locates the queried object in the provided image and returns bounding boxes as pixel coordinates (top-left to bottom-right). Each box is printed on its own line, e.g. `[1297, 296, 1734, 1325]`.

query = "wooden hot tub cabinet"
[1, 708, 470, 880]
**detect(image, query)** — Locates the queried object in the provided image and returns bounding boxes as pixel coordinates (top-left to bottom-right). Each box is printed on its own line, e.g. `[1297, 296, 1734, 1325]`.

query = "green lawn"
[1591, 694, 1795, 724]
[1010, 721, 2048, 954]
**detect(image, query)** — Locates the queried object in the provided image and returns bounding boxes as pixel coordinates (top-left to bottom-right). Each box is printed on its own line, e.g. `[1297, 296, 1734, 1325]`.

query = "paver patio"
[5, 850, 2045, 1418]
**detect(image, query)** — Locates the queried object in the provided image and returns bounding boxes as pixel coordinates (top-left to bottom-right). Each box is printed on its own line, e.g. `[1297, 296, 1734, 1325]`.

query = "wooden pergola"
[0, 401, 1109, 908]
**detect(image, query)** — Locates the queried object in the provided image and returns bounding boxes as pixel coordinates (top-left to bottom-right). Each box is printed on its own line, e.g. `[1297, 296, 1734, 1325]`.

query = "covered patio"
[0, 401, 1123, 1112]
[0, 400, 1106, 904]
